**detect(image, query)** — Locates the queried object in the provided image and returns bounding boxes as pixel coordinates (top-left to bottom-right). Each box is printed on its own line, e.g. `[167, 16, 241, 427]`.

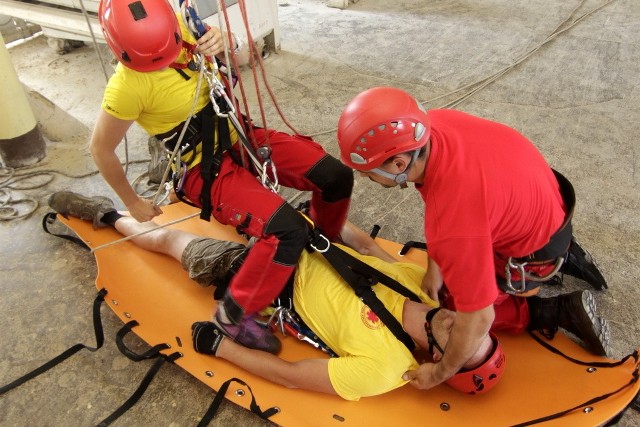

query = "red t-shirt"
[416, 110, 566, 312]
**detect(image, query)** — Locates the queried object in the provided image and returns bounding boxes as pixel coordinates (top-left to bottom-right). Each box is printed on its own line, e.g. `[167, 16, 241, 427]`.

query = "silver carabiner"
[504, 257, 528, 293]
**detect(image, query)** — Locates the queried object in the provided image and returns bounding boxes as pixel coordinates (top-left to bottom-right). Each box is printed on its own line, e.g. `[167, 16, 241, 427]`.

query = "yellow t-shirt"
[101, 13, 237, 166]
[293, 245, 437, 401]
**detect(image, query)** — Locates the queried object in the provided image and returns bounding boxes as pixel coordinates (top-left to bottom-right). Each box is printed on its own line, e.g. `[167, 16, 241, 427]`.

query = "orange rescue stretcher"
[46, 202, 640, 426]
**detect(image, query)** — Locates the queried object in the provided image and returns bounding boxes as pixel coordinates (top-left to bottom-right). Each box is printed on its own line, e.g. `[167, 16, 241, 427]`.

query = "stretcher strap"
[115, 320, 171, 362]
[96, 352, 182, 427]
[510, 371, 638, 427]
[42, 212, 89, 249]
[0, 288, 107, 395]
[198, 377, 279, 427]
[529, 331, 639, 368]
[510, 332, 640, 426]
[399, 240, 428, 256]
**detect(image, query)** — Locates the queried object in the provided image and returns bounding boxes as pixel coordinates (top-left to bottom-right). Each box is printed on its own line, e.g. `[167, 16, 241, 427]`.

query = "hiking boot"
[528, 290, 610, 357]
[48, 191, 116, 229]
[561, 237, 608, 290]
[148, 136, 170, 185]
[213, 311, 282, 355]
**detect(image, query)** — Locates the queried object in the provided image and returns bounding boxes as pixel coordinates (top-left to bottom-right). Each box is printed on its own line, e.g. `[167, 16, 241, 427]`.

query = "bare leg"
[112, 215, 199, 262]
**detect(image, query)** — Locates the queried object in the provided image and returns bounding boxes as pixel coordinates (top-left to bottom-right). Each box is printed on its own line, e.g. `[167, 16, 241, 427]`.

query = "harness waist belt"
[155, 102, 217, 154]
[513, 169, 576, 264]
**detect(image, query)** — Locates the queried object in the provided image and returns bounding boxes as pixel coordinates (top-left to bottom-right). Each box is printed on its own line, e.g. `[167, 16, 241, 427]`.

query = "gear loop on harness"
[504, 255, 566, 294]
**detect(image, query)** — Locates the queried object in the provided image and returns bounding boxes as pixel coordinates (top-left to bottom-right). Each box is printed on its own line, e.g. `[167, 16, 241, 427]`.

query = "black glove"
[192, 321, 225, 355]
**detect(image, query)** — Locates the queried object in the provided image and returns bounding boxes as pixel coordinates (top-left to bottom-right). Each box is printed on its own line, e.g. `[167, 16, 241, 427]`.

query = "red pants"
[491, 292, 530, 334]
[182, 129, 353, 316]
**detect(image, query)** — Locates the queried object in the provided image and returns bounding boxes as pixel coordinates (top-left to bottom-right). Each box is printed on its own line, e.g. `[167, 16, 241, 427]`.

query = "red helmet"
[445, 332, 506, 395]
[337, 87, 430, 170]
[99, 0, 182, 72]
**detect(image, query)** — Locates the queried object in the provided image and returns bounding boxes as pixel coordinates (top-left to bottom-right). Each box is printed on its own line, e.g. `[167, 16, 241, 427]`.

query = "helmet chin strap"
[368, 148, 422, 189]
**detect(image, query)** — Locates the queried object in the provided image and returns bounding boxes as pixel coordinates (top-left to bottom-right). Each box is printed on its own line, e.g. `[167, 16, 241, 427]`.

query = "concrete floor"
[1, 0, 639, 425]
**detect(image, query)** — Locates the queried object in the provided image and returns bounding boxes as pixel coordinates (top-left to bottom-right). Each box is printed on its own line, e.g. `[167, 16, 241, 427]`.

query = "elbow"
[89, 141, 99, 160]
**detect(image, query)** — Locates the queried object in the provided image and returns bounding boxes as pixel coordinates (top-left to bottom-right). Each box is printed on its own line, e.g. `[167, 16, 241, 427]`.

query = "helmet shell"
[445, 332, 506, 395]
[99, 0, 182, 72]
[446, 332, 506, 395]
[337, 87, 430, 170]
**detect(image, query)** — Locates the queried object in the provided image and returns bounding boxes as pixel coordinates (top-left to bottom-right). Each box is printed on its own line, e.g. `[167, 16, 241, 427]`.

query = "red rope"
[217, 0, 302, 158]
[219, 0, 252, 167]
[237, 0, 301, 137]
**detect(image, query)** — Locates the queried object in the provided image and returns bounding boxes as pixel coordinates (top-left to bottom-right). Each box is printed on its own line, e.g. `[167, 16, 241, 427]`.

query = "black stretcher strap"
[115, 320, 171, 362]
[96, 351, 182, 427]
[529, 331, 639, 368]
[308, 228, 420, 352]
[42, 212, 90, 249]
[198, 377, 279, 427]
[510, 371, 638, 427]
[509, 332, 640, 426]
[0, 288, 107, 395]
[399, 241, 428, 256]
[94, 320, 175, 426]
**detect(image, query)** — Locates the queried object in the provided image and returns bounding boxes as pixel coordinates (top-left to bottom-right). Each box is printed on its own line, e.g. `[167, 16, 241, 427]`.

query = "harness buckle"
[309, 233, 330, 253]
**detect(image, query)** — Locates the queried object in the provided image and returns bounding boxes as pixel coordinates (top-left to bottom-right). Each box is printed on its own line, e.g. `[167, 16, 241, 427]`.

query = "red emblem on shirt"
[360, 305, 383, 330]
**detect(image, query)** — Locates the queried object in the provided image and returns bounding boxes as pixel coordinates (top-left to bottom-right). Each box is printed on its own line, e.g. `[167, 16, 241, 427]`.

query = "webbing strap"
[529, 331, 639, 368]
[308, 229, 420, 352]
[197, 377, 279, 427]
[199, 112, 232, 221]
[96, 352, 182, 427]
[399, 240, 428, 256]
[42, 212, 90, 249]
[509, 332, 640, 426]
[0, 288, 107, 395]
[510, 372, 638, 427]
[115, 320, 171, 362]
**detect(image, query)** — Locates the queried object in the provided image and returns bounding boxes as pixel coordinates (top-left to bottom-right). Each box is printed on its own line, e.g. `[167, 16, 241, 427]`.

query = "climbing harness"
[501, 169, 576, 294]
[152, 0, 281, 214]
[305, 222, 422, 352]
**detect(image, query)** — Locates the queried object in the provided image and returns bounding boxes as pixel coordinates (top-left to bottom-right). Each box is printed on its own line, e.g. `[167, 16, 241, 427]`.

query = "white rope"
[89, 212, 201, 253]
[306, 0, 615, 138]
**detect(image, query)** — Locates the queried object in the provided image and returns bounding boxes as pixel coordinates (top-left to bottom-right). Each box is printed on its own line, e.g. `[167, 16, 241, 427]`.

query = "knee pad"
[306, 155, 354, 202]
[265, 203, 309, 266]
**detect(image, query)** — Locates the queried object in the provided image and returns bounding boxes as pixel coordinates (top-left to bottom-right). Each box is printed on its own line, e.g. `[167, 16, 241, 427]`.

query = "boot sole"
[579, 291, 610, 356]
[565, 239, 608, 289]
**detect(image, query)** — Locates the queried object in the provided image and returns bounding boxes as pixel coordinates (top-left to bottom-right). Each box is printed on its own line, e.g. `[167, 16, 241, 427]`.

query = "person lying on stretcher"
[49, 191, 500, 400]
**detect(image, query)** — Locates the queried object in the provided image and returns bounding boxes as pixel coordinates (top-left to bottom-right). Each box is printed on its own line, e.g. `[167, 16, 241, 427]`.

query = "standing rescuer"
[82, 0, 353, 354]
[337, 86, 610, 391]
